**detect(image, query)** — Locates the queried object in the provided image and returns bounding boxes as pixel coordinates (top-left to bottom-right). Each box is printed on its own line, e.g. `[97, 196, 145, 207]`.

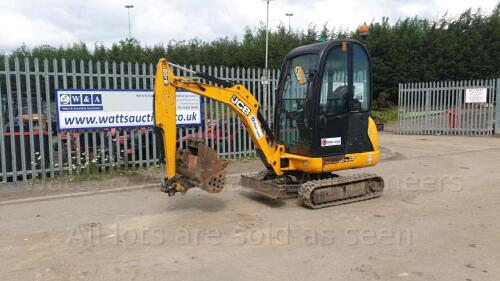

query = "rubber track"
[298, 173, 384, 209]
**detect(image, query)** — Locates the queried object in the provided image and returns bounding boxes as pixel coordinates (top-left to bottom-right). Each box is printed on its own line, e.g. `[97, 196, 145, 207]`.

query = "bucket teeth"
[173, 139, 228, 194]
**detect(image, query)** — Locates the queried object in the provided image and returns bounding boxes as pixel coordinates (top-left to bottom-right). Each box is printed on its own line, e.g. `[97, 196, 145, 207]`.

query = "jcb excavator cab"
[275, 39, 374, 158]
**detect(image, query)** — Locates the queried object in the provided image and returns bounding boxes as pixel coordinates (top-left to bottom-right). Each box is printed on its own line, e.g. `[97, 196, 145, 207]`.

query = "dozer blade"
[172, 139, 229, 194]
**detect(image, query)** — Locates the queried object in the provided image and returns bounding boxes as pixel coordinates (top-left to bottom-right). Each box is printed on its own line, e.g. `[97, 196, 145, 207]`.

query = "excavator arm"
[153, 59, 284, 195]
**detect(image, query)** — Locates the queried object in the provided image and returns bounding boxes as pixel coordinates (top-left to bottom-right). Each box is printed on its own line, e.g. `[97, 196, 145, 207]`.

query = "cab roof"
[285, 39, 364, 59]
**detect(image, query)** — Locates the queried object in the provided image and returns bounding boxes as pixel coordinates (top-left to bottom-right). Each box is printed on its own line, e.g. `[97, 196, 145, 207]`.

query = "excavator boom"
[154, 59, 283, 195]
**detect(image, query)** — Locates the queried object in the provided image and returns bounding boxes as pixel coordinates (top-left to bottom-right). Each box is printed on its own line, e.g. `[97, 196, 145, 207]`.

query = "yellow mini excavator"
[154, 38, 384, 209]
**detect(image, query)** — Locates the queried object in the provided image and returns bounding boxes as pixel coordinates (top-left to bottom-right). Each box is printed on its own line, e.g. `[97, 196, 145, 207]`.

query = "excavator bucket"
[174, 139, 229, 193]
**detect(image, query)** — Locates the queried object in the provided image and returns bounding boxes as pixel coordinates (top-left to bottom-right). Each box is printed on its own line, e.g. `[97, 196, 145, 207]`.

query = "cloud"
[0, 0, 498, 52]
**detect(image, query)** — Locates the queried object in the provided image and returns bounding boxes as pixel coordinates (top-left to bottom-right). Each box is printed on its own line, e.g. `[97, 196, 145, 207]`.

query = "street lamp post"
[263, 0, 274, 84]
[124, 4, 134, 38]
[285, 13, 293, 31]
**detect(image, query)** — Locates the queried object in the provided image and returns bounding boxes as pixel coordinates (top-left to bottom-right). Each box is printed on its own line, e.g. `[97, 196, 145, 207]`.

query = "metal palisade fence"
[398, 79, 499, 135]
[0, 56, 279, 182]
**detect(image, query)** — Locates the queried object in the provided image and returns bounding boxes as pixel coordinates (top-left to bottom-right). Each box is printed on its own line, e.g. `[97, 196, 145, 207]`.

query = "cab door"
[316, 44, 351, 156]
[346, 43, 373, 154]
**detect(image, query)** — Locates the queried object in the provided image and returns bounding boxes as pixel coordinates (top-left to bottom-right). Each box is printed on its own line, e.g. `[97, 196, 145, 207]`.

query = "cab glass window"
[277, 54, 317, 155]
[319, 46, 349, 115]
[352, 44, 370, 111]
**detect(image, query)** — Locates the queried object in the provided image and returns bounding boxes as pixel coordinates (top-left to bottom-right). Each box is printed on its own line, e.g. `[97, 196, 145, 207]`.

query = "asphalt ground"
[1, 132, 499, 281]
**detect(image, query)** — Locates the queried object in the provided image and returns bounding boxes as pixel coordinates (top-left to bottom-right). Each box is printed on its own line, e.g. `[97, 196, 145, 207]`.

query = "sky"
[0, 0, 498, 52]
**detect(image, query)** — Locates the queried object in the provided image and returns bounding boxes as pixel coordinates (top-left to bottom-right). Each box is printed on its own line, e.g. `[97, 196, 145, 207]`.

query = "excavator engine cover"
[175, 139, 228, 193]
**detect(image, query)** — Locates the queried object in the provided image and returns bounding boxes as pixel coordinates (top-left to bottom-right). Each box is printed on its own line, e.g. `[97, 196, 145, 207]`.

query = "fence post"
[397, 83, 401, 134]
[496, 78, 500, 135]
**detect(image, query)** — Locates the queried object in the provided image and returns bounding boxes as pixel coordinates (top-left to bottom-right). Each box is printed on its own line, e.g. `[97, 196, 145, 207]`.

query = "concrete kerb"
[0, 173, 249, 206]
[0, 183, 159, 206]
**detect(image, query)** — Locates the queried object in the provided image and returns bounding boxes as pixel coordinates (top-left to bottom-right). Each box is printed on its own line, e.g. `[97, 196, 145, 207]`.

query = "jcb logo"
[231, 96, 251, 115]
[162, 67, 169, 85]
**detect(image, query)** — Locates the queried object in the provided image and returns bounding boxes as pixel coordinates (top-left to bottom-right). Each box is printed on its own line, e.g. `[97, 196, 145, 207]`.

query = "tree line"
[2, 4, 499, 106]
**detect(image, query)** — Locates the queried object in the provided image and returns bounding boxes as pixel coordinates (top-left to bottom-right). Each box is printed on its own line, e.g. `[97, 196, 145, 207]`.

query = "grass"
[31, 165, 160, 184]
[243, 154, 258, 161]
[372, 106, 398, 122]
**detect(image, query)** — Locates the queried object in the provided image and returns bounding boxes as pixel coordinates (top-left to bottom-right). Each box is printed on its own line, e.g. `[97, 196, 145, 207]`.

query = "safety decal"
[249, 114, 263, 139]
[321, 137, 342, 147]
